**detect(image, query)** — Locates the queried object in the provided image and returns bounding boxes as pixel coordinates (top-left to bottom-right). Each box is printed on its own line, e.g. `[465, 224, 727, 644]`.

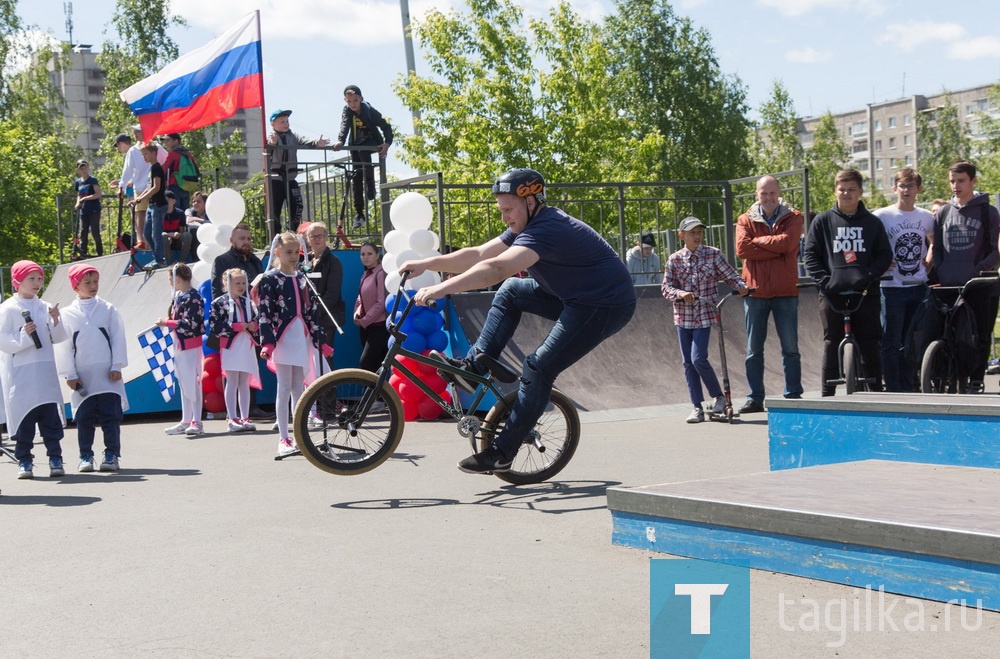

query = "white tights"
[180, 373, 202, 425]
[224, 371, 252, 421]
[276, 364, 305, 439]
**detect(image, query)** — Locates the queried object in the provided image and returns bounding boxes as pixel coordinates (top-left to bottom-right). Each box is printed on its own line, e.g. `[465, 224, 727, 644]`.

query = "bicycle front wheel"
[920, 339, 952, 394]
[843, 342, 862, 394]
[481, 388, 581, 485]
[293, 368, 405, 475]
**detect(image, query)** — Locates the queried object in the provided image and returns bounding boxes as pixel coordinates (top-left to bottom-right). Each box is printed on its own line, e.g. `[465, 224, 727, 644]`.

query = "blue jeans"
[13, 403, 64, 463]
[676, 326, 721, 407]
[743, 296, 803, 403]
[471, 278, 635, 459]
[881, 285, 927, 392]
[144, 203, 167, 265]
[76, 392, 123, 459]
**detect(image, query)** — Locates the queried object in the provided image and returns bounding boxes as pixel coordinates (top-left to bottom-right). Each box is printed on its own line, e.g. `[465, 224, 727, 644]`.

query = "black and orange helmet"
[491, 168, 546, 205]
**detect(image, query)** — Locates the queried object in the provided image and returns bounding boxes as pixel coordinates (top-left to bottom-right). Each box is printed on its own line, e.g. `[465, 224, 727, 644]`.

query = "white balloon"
[214, 223, 233, 247]
[393, 249, 420, 273]
[205, 188, 246, 227]
[389, 192, 433, 233]
[419, 249, 442, 260]
[190, 260, 211, 286]
[383, 229, 410, 255]
[381, 253, 397, 274]
[197, 223, 219, 246]
[384, 270, 402, 295]
[409, 270, 440, 290]
[408, 229, 437, 255]
[197, 242, 224, 264]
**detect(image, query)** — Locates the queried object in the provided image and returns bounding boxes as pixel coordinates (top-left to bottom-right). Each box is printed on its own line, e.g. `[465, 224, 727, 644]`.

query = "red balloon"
[215, 375, 224, 393]
[389, 372, 404, 390]
[204, 353, 221, 371]
[417, 350, 439, 376]
[417, 395, 444, 420]
[393, 355, 419, 376]
[423, 371, 447, 393]
[203, 391, 226, 413]
[202, 371, 218, 394]
[402, 396, 420, 421]
[396, 379, 416, 401]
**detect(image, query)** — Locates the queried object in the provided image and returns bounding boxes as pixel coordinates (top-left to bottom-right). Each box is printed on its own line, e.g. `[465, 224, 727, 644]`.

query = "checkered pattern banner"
[138, 325, 177, 402]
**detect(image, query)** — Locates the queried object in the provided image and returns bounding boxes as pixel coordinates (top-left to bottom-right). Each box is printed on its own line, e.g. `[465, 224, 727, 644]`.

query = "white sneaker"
[78, 457, 95, 473]
[164, 422, 190, 435]
[276, 437, 297, 457]
[271, 421, 280, 432]
[185, 422, 204, 436]
[710, 395, 726, 415]
[308, 415, 325, 430]
[241, 419, 257, 432]
[686, 408, 705, 424]
[227, 419, 245, 432]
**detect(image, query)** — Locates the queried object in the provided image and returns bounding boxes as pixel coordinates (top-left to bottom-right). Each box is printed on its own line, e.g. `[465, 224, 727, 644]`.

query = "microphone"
[21, 310, 42, 350]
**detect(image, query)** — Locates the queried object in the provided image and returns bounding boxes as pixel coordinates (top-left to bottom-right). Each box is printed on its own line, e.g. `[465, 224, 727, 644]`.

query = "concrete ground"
[1, 404, 998, 658]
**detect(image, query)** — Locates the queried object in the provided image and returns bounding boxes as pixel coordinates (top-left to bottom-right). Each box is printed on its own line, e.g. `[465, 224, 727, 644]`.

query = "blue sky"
[18, 0, 1000, 178]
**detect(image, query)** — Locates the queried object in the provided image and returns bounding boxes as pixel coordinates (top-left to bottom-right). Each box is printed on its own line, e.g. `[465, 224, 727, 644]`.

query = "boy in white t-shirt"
[874, 168, 935, 392]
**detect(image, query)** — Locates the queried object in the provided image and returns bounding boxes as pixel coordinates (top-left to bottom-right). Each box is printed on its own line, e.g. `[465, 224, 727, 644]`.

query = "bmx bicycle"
[800, 282, 881, 395]
[291, 274, 581, 484]
[920, 273, 1000, 394]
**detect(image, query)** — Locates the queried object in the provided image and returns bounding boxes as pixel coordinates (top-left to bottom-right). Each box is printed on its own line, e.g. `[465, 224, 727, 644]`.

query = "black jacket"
[337, 102, 393, 148]
[804, 201, 892, 295]
[306, 247, 346, 332]
[211, 247, 265, 299]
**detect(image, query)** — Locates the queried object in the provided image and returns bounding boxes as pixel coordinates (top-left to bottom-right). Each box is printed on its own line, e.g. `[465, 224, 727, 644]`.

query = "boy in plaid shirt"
[662, 217, 747, 423]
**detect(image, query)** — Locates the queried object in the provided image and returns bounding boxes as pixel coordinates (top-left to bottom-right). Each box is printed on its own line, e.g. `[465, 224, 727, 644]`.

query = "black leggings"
[358, 322, 390, 372]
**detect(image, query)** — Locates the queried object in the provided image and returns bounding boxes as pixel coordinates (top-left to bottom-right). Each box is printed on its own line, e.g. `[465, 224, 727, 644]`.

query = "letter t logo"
[675, 583, 729, 634]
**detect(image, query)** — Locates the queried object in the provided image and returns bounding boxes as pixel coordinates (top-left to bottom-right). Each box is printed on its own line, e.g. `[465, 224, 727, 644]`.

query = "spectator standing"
[930, 161, 1000, 391]
[804, 169, 892, 396]
[305, 223, 345, 372]
[333, 85, 393, 230]
[353, 241, 389, 372]
[162, 133, 197, 211]
[211, 223, 265, 300]
[266, 109, 330, 238]
[735, 175, 804, 413]
[74, 159, 103, 258]
[626, 231, 662, 285]
[132, 144, 168, 270]
[662, 217, 747, 423]
[874, 168, 935, 392]
[161, 191, 192, 265]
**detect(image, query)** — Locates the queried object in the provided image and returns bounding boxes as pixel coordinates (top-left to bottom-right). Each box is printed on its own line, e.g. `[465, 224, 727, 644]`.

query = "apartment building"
[46, 43, 263, 182]
[797, 82, 997, 195]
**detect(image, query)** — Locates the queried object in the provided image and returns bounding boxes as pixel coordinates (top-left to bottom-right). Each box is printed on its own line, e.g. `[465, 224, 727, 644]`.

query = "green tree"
[0, 0, 20, 118]
[805, 113, 849, 212]
[752, 80, 803, 174]
[973, 82, 1000, 193]
[916, 94, 971, 200]
[604, 0, 752, 183]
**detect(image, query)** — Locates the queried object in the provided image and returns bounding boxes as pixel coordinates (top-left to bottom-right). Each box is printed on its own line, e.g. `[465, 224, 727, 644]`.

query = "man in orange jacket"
[735, 175, 804, 413]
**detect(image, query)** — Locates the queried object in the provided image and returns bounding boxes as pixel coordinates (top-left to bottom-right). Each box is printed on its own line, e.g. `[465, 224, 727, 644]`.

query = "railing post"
[722, 181, 735, 264]
[435, 171, 446, 251]
[617, 184, 628, 260]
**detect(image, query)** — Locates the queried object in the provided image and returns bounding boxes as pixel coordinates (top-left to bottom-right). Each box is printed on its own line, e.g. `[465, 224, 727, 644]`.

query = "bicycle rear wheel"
[920, 340, 953, 394]
[843, 342, 863, 394]
[293, 368, 404, 475]
[481, 388, 581, 485]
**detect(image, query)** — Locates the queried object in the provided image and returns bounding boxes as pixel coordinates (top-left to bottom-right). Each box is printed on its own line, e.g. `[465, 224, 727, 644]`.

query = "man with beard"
[211, 223, 264, 299]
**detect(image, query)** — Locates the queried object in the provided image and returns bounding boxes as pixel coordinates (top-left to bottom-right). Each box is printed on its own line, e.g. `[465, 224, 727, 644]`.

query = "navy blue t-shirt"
[500, 206, 636, 306]
[75, 176, 101, 215]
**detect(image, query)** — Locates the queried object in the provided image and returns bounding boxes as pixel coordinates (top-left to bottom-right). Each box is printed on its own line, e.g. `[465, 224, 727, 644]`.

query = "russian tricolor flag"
[121, 11, 263, 138]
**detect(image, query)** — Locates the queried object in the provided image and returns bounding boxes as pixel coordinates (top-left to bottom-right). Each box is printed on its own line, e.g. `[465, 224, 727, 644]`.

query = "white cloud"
[757, 0, 885, 17]
[947, 36, 1000, 60]
[878, 22, 1000, 60]
[877, 21, 965, 51]
[170, 0, 457, 47]
[676, 0, 710, 9]
[785, 47, 832, 64]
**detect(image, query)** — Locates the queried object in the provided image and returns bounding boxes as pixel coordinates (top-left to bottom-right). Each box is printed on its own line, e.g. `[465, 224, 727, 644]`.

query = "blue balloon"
[425, 329, 448, 352]
[385, 294, 397, 314]
[412, 309, 444, 335]
[198, 280, 213, 322]
[202, 335, 218, 356]
[401, 331, 426, 353]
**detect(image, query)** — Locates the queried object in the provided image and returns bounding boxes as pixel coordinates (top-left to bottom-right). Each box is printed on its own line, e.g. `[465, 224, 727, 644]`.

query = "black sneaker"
[739, 399, 765, 414]
[457, 447, 512, 474]
[428, 350, 477, 394]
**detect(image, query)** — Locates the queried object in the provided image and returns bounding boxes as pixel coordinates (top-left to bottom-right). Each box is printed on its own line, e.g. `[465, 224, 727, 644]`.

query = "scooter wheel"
[725, 407, 734, 423]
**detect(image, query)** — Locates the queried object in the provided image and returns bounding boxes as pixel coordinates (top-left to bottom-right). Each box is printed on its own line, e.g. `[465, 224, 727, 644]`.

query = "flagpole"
[254, 10, 273, 240]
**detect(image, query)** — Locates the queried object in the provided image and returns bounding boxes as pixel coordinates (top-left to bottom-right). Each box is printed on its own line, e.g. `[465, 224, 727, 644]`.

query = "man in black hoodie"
[333, 85, 393, 231]
[804, 169, 892, 395]
[931, 161, 1000, 390]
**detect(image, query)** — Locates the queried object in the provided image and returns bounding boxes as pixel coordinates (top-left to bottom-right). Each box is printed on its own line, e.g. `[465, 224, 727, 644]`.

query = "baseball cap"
[115, 133, 132, 145]
[344, 85, 362, 97]
[164, 190, 176, 199]
[640, 231, 656, 247]
[76, 158, 89, 168]
[678, 216, 705, 232]
[269, 109, 292, 122]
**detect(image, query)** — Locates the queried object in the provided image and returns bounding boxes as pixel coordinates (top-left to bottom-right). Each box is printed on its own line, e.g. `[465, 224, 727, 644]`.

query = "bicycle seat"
[474, 353, 519, 384]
